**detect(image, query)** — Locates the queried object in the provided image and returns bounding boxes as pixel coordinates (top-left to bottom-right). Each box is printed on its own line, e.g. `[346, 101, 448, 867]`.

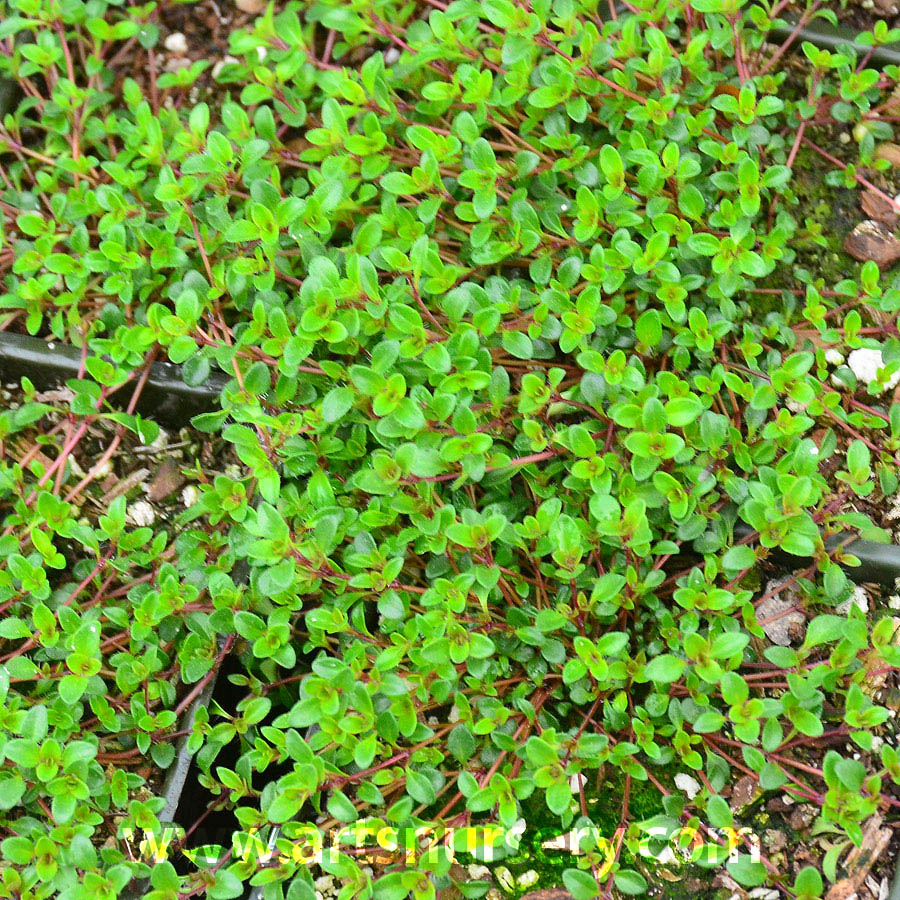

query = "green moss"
[789, 145, 861, 287]
[481, 772, 691, 898]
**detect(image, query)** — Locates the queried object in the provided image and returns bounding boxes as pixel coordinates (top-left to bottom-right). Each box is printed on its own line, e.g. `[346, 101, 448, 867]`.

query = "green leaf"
[326, 790, 358, 822]
[693, 712, 726, 733]
[501, 331, 534, 359]
[614, 870, 648, 896]
[405, 768, 437, 804]
[563, 868, 600, 899]
[727, 855, 767, 887]
[448, 725, 476, 762]
[322, 387, 354, 423]
[722, 544, 756, 574]
[644, 655, 685, 683]
[526, 737, 558, 767]
[803, 615, 845, 648]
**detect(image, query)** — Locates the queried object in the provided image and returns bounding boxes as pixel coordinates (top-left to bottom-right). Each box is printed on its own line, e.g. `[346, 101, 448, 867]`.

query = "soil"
[789, 0, 900, 34]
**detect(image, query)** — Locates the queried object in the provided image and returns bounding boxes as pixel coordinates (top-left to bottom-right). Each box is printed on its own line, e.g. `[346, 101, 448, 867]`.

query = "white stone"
[840, 131, 852, 143]
[127, 500, 155, 527]
[786, 398, 806, 413]
[758, 579, 805, 646]
[517, 871, 539, 888]
[825, 349, 845, 365]
[674, 773, 701, 799]
[494, 866, 514, 891]
[847, 348, 900, 391]
[657, 846, 678, 865]
[212, 55, 240, 79]
[164, 32, 188, 56]
[384, 47, 400, 65]
[467, 864, 491, 880]
[837, 586, 868, 616]
[91, 458, 113, 479]
[887, 495, 900, 524]
[181, 485, 201, 507]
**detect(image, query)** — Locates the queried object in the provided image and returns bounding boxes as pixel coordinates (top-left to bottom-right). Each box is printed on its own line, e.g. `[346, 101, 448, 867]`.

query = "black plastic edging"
[768, 17, 900, 69]
[119, 636, 231, 900]
[0, 332, 228, 428]
[735, 521, 900, 585]
[597, 3, 900, 69]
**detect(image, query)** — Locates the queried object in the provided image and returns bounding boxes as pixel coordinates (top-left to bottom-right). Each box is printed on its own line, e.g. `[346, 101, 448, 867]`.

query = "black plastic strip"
[734, 522, 900, 585]
[0, 332, 229, 428]
[767, 18, 900, 68]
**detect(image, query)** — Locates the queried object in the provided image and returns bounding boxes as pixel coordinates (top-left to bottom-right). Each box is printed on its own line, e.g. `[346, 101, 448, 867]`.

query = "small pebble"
[91, 459, 113, 479]
[848, 347, 900, 391]
[517, 871, 539, 888]
[494, 867, 514, 891]
[212, 55, 240, 78]
[840, 131, 852, 144]
[384, 47, 400, 65]
[150, 428, 169, 452]
[674, 773, 701, 799]
[236, 0, 266, 12]
[164, 32, 188, 56]
[181, 485, 201, 507]
[824, 348, 844, 366]
[837, 586, 868, 616]
[748, 890, 779, 900]
[127, 500, 156, 527]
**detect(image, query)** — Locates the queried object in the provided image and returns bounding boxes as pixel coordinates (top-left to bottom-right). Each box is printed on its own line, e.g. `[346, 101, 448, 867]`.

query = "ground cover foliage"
[4, 0, 900, 898]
